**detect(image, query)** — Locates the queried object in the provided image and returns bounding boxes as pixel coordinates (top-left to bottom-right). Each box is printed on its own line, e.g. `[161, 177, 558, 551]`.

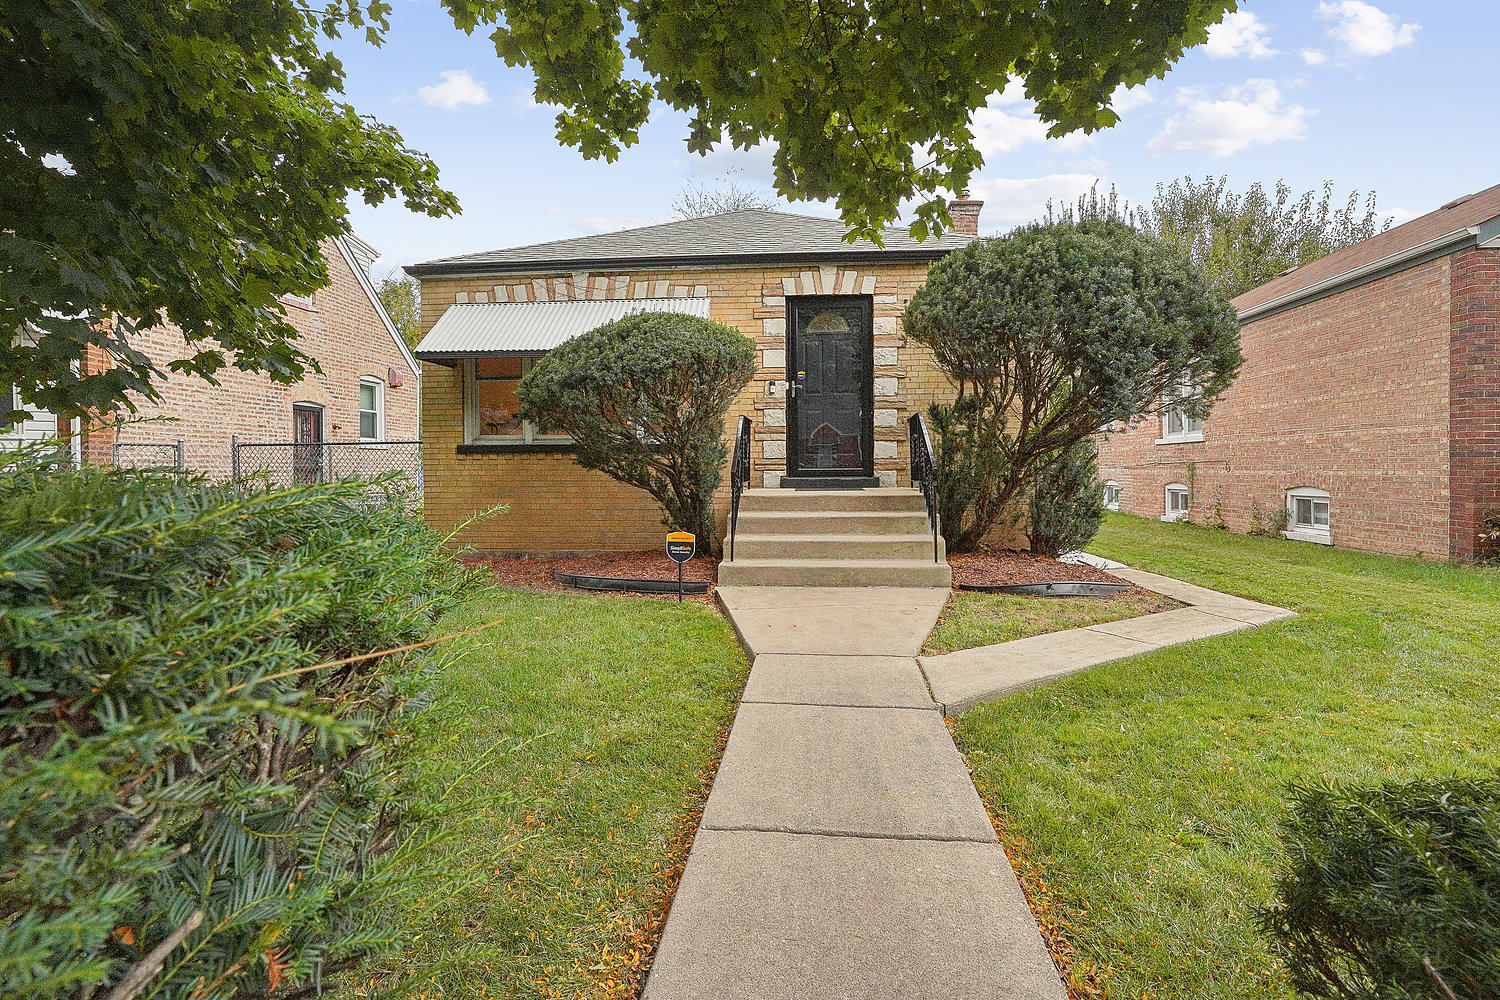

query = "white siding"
[0, 401, 60, 449]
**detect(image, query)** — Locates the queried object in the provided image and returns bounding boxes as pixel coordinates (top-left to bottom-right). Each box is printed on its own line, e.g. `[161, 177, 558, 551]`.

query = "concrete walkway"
[644, 587, 1069, 1000]
[920, 567, 1296, 715]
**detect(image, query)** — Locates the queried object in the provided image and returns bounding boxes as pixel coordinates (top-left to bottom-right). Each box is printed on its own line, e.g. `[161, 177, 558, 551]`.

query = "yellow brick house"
[406, 201, 980, 558]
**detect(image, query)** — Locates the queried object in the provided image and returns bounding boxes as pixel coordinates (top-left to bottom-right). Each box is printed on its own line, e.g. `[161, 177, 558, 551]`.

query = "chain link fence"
[112, 440, 186, 471]
[231, 438, 423, 490]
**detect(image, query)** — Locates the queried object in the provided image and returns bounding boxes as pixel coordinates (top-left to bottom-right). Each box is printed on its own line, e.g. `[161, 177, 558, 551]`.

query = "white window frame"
[358, 376, 386, 444]
[1284, 487, 1332, 545]
[462, 357, 573, 446]
[1103, 480, 1121, 511]
[1162, 483, 1190, 522]
[1156, 377, 1205, 445]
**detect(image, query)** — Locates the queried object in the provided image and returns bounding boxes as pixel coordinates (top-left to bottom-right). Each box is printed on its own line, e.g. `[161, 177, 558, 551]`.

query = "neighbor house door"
[786, 297, 873, 480]
[292, 403, 325, 485]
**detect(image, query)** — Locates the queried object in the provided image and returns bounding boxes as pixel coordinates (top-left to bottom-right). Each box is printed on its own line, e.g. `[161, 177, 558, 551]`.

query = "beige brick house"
[407, 203, 982, 554]
[1096, 184, 1500, 562]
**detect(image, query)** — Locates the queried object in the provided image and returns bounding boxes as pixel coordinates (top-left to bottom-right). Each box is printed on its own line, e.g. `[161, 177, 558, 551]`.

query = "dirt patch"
[466, 550, 717, 603]
[948, 548, 1125, 588]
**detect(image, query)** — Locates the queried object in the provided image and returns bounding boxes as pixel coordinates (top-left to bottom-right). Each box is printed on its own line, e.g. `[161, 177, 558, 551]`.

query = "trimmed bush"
[1260, 776, 1500, 1000]
[1028, 440, 1105, 557]
[518, 312, 756, 556]
[0, 446, 476, 999]
[904, 220, 1241, 552]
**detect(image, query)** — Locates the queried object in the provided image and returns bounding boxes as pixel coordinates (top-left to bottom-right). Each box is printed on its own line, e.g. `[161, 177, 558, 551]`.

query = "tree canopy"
[376, 270, 424, 349]
[1049, 178, 1391, 298]
[517, 312, 756, 555]
[1, 0, 455, 418]
[5, 0, 1235, 418]
[905, 220, 1242, 551]
[448, 0, 1235, 239]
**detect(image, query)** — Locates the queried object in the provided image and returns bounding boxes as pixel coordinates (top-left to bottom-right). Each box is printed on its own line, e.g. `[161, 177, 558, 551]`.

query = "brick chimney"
[948, 191, 983, 237]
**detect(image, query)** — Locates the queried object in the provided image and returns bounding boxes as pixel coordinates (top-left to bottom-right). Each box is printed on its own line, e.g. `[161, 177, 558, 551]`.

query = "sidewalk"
[920, 567, 1295, 715]
[644, 572, 1294, 998]
[643, 586, 1068, 1000]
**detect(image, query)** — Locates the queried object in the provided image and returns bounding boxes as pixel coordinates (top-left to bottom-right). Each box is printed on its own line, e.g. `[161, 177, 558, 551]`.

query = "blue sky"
[333, 1, 1494, 277]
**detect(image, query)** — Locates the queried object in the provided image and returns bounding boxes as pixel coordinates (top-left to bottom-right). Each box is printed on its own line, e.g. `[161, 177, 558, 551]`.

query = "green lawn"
[364, 586, 748, 1000]
[924, 587, 1179, 655]
[954, 514, 1500, 999]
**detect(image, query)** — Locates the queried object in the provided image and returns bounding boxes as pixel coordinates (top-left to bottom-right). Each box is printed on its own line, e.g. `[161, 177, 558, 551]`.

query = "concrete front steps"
[719, 488, 952, 588]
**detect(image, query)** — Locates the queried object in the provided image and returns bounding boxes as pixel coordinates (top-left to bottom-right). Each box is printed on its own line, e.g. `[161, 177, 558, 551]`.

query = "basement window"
[1103, 481, 1121, 511]
[1284, 487, 1332, 545]
[1162, 483, 1190, 522]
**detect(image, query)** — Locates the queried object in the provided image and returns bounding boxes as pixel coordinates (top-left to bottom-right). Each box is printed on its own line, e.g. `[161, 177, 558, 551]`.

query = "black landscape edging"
[552, 569, 712, 595]
[957, 580, 1130, 597]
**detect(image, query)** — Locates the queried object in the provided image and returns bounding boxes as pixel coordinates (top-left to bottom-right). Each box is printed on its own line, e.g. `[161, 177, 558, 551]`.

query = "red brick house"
[1, 234, 419, 479]
[1096, 184, 1500, 562]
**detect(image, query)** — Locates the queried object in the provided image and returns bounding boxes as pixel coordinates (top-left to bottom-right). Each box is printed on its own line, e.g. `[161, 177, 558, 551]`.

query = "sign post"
[666, 531, 696, 602]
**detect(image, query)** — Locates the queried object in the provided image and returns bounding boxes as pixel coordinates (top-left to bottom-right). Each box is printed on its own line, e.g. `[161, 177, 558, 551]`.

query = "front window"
[1103, 481, 1121, 511]
[464, 357, 569, 444]
[1285, 487, 1332, 543]
[359, 377, 385, 441]
[1163, 483, 1190, 522]
[1159, 378, 1204, 444]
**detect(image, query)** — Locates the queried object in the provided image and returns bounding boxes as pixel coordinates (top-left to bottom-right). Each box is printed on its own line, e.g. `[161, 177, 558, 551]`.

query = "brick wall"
[82, 238, 417, 477]
[418, 261, 958, 553]
[1096, 255, 1456, 559]
[1450, 246, 1500, 560]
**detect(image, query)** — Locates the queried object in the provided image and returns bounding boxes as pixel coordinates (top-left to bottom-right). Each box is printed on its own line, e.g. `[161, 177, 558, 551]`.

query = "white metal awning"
[413, 296, 712, 361]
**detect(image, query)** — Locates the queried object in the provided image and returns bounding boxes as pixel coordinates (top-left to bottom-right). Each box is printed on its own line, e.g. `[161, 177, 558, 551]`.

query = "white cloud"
[990, 76, 1030, 107]
[1111, 84, 1155, 112]
[1318, 1, 1419, 56]
[1146, 80, 1312, 157]
[972, 99, 1094, 157]
[417, 70, 491, 110]
[1205, 11, 1278, 59]
[1301, 48, 1329, 65]
[972, 106, 1051, 155]
[967, 174, 1108, 229]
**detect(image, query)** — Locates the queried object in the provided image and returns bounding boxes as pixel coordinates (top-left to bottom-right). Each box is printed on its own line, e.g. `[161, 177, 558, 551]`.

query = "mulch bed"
[466, 550, 717, 603]
[472, 546, 1123, 601]
[947, 548, 1126, 589]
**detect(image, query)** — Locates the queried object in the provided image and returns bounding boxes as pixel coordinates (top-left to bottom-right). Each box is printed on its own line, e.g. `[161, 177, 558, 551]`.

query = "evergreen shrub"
[1028, 440, 1105, 557]
[1260, 776, 1500, 1000]
[0, 446, 477, 999]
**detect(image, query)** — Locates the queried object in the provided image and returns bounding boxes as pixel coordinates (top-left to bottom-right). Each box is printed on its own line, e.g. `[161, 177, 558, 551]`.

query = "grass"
[366, 585, 748, 1000]
[923, 587, 1180, 655]
[953, 514, 1500, 1000]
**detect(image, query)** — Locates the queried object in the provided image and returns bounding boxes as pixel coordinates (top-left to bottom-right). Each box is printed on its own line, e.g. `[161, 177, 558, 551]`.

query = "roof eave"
[405, 246, 957, 278]
[414, 350, 549, 364]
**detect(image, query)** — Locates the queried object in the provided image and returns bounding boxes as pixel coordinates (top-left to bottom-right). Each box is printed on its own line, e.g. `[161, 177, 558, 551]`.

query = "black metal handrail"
[908, 412, 940, 562]
[728, 415, 751, 561]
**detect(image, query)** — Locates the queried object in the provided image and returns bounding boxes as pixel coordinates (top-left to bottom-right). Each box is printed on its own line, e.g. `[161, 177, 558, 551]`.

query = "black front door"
[787, 297, 873, 478]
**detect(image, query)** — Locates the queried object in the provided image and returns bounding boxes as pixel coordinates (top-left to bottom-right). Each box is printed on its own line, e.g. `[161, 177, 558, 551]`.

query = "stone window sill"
[1282, 528, 1333, 545]
[1154, 432, 1205, 445]
[457, 442, 576, 455]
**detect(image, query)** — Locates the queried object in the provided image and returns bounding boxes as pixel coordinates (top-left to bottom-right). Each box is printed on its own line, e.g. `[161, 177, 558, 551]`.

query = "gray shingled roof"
[406, 209, 970, 276]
